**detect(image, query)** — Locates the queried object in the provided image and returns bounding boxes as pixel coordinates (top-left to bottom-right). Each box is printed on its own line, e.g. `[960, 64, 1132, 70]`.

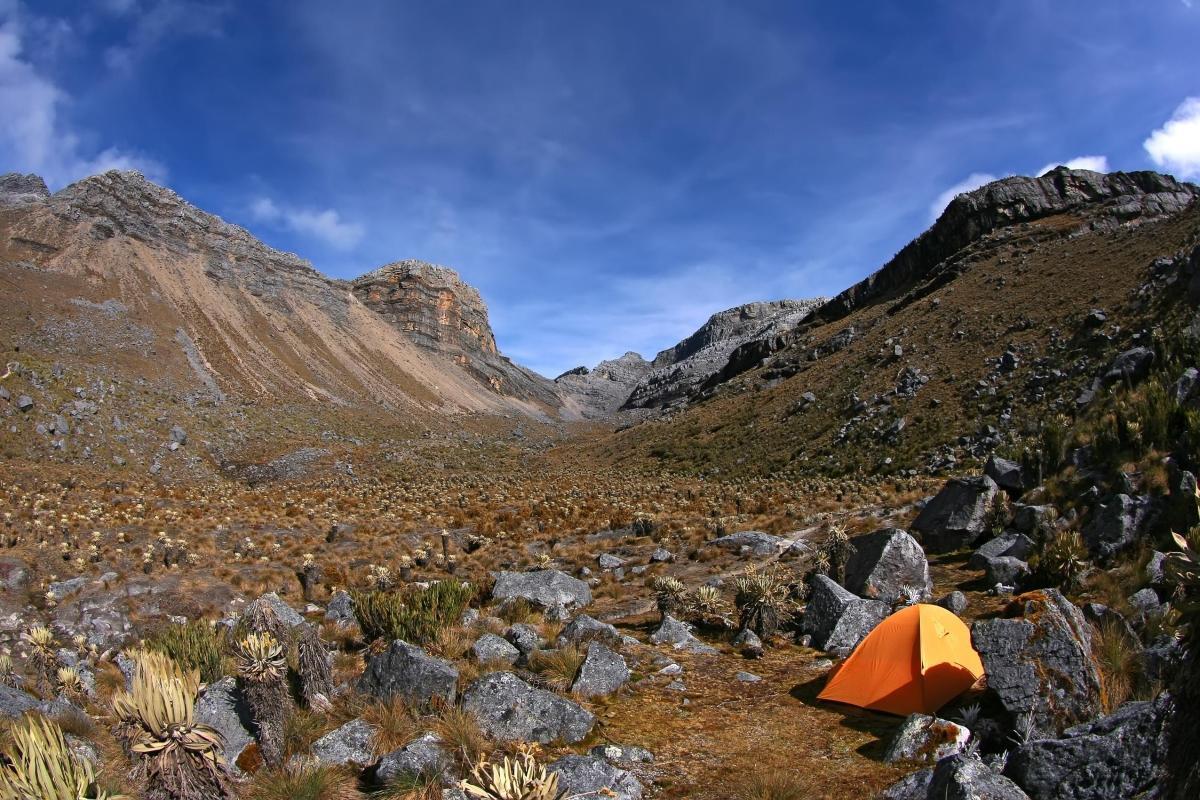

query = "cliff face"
[350, 260, 564, 409]
[554, 352, 653, 419]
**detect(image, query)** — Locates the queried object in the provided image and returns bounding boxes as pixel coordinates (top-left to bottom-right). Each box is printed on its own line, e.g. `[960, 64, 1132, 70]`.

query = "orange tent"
[817, 604, 984, 716]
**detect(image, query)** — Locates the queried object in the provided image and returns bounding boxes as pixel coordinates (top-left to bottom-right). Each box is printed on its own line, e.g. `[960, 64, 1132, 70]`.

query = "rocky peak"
[555, 352, 652, 418]
[0, 173, 50, 208]
[351, 259, 499, 359]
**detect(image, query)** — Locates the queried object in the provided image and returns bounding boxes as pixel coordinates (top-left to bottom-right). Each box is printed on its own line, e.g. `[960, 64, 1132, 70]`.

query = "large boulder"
[357, 641, 458, 707]
[1004, 696, 1169, 800]
[1102, 347, 1155, 387]
[912, 476, 1000, 553]
[878, 769, 934, 800]
[374, 732, 453, 784]
[195, 678, 255, 771]
[971, 590, 1102, 736]
[491, 570, 592, 612]
[708, 531, 784, 556]
[460, 672, 595, 744]
[986, 455, 1026, 496]
[968, 533, 1035, 570]
[1081, 494, 1157, 561]
[844, 528, 932, 604]
[883, 714, 971, 764]
[556, 614, 625, 649]
[310, 719, 378, 767]
[570, 641, 630, 698]
[984, 556, 1031, 587]
[928, 755, 1031, 800]
[549, 755, 643, 800]
[801, 574, 888, 657]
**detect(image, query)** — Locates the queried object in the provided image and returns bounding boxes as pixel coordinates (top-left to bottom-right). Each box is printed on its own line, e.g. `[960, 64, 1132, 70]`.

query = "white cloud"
[1036, 155, 1109, 176]
[928, 172, 998, 221]
[250, 196, 365, 250]
[0, 7, 165, 189]
[1144, 97, 1200, 180]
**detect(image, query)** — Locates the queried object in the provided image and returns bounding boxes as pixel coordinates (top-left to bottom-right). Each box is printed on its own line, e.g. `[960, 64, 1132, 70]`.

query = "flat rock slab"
[491, 570, 592, 611]
[708, 531, 784, 556]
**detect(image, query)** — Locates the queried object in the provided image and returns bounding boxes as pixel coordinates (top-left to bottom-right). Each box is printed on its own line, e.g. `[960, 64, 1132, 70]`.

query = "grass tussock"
[727, 771, 809, 800]
[527, 647, 584, 693]
[243, 763, 361, 800]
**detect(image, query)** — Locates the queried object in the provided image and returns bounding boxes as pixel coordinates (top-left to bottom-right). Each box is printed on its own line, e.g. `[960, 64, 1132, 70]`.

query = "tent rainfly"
[817, 603, 984, 716]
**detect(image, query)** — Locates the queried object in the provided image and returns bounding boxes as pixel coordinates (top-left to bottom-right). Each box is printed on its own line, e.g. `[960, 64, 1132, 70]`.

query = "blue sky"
[3, 1, 1199, 377]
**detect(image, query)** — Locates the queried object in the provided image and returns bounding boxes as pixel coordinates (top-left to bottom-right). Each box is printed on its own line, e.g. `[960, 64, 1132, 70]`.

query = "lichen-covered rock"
[357, 641, 458, 707]
[471, 632, 520, 665]
[968, 533, 1035, 570]
[912, 476, 1000, 553]
[844, 528, 932, 603]
[929, 754, 1030, 799]
[323, 590, 356, 627]
[1004, 696, 1168, 800]
[1081, 494, 1157, 561]
[311, 719, 378, 767]
[374, 732, 453, 784]
[983, 556, 1031, 587]
[571, 642, 630, 698]
[548, 754, 644, 800]
[801, 574, 888, 657]
[556, 614, 624, 649]
[971, 590, 1102, 736]
[649, 615, 716, 654]
[491, 570, 592, 611]
[883, 714, 971, 764]
[877, 768, 934, 800]
[936, 591, 969, 616]
[195, 678, 255, 771]
[460, 672, 595, 744]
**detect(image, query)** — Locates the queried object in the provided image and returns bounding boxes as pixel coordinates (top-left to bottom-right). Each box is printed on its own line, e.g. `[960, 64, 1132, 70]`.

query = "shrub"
[144, 619, 227, 685]
[351, 580, 475, 646]
[733, 567, 795, 638]
[459, 747, 564, 800]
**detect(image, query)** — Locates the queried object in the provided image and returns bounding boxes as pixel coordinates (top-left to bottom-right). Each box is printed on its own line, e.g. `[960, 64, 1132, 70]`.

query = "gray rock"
[47, 576, 87, 600]
[1167, 466, 1200, 534]
[936, 591, 969, 616]
[323, 590, 356, 627]
[598, 553, 625, 570]
[195, 678, 255, 770]
[571, 641, 630, 697]
[1012, 504, 1057, 535]
[732, 628, 764, 658]
[708, 531, 784, 556]
[240, 592, 305, 631]
[801, 574, 888, 657]
[971, 589, 1102, 736]
[878, 769, 934, 800]
[16, 395, 32, 412]
[929, 755, 1030, 800]
[504, 623, 542, 659]
[589, 743, 654, 767]
[53, 414, 70, 435]
[883, 714, 971, 764]
[1082, 494, 1156, 561]
[844, 527, 932, 604]
[912, 476, 1000, 553]
[548, 754, 643, 800]
[650, 547, 675, 563]
[0, 173, 50, 206]
[311, 719, 378, 767]
[1127, 587, 1163, 618]
[1145, 551, 1168, 587]
[357, 641, 458, 707]
[0, 557, 29, 593]
[471, 632, 520, 665]
[461, 672, 595, 744]
[984, 556, 1031, 587]
[170, 425, 187, 445]
[1103, 347, 1155, 387]
[1005, 696, 1168, 800]
[649, 615, 716, 654]
[1173, 366, 1200, 403]
[491, 570, 592, 611]
[968, 533, 1035, 570]
[374, 732, 452, 784]
[735, 671, 761, 683]
[556, 614, 624, 649]
[986, 455, 1026, 495]
[0, 686, 42, 719]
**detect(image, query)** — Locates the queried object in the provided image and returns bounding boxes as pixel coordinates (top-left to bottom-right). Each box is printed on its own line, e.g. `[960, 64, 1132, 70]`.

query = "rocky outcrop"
[912, 476, 1000, 554]
[0, 173, 50, 207]
[971, 590, 1102, 737]
[352, 259, 562, 407]
[801, 574, 889, 656]
[844, 528, 932, 604]
[1005, 696, 1169, 800]
[624, 299, 825, 409]
[460, 672, 595, 744]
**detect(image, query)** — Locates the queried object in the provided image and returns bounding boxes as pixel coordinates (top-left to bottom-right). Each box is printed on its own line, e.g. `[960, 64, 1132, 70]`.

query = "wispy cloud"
[0, 4, 165, 188]
[1144, 97, 1200, 179]
[250, 196, 365, 250]
[103, 1, 228, 75]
